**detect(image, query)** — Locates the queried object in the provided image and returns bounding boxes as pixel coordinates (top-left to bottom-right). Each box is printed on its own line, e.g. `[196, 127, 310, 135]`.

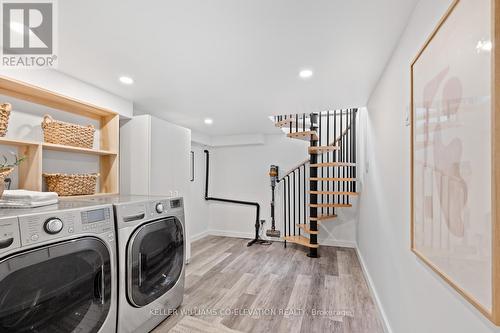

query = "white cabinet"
[120, 114, 192, 260]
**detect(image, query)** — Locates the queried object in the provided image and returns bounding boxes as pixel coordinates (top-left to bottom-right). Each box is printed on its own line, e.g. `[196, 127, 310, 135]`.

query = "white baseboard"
[320, 238, 357, 248]
[190, 230, 210, 242]
[356, 248, 392, 333]
[207, 229, 255, 239]
[206, 230, 357, 249]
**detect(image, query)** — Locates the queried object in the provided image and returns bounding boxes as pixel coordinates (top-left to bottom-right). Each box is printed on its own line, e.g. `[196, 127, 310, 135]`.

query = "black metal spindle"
[340, 110, 344, 205]
[333, 110, 337, 213]
[309, 112, 319, 258]
[344, 109, 352, 204]
[353, 109, 357, 193]
[283, 178, 287, 247]
[327, 111, 330, 216]
[293, 171, 296, 235]
[298, 167, 301, 235]
[303, 163, 306, 225]
[287, 175, 291, 237]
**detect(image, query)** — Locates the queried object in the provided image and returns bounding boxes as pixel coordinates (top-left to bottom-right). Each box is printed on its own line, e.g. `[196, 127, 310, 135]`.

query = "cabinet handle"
[0, 238, 13, 249]
[123, 213, 145, 222]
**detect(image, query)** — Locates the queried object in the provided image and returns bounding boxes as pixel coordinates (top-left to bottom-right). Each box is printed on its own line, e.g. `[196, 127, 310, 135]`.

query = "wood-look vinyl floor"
[153, 236, 383, 333]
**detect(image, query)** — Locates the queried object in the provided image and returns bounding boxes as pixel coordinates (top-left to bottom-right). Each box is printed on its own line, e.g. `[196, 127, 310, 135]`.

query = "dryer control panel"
[18, 204, 114, 246]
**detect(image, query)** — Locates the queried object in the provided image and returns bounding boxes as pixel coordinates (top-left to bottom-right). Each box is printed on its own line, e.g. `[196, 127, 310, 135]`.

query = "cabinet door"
[150, 116, 191, 197]
[150, 116, 191, 261]
[120, 115, 151, 195]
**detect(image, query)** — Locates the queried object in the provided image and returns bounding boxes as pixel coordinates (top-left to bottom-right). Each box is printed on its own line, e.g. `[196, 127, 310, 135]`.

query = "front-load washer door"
[0, 237, 112, 333]
[127, 217, 184, 307]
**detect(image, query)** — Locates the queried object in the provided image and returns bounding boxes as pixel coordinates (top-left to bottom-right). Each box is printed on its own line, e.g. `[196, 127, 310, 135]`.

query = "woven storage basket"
[43, 173, 99, 196]
[0, 167, 13, 179]
[41, 115, 95, 148]
[0, 103, 12, 137]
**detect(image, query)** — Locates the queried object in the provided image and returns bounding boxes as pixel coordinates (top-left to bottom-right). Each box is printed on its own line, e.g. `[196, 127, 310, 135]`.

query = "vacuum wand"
[266, 165, 281, 238]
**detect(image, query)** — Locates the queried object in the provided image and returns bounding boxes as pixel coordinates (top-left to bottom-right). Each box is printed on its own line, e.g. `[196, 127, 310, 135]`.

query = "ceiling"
[58, 0, 417, 136]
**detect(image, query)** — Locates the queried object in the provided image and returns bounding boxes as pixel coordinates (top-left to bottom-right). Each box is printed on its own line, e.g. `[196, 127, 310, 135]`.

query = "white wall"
[207, 134, 307, 238]
[189, 143, 211, 241]
[357, 0, 500, 332]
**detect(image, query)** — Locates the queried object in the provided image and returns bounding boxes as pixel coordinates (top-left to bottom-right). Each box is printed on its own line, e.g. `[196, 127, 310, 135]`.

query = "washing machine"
[84, 195, 186, 333]
[0, 201, 117, 333]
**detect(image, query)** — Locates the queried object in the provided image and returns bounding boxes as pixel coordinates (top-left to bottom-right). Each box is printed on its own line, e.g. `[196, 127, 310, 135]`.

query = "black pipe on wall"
[203, 150, 261, 240]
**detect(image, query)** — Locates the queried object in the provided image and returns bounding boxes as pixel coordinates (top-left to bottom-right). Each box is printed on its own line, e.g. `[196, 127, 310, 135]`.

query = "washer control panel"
[18, 204, 114, 246]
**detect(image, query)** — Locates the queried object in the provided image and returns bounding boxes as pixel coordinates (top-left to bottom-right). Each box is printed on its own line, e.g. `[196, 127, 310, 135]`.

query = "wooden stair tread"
[283, 235, 319, 248]
[308, 203, 352, 208]
[308, 145, 339, 154]
[310, 215, 337, 221]
[309, 177, 356, 181]
[275, 118, 296, 128]
[296, 224, 319, 234]
[287, 131, 319, 141]
[309, 191, 358, 196]
[310, 162, 356, 167]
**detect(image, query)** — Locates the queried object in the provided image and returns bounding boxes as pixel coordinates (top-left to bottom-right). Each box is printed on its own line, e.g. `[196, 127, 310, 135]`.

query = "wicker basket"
[43, 173, 99, 196]
[41, 115, 95, 148]
[0, 103, 12, 137]
[0, 167, 13, 179]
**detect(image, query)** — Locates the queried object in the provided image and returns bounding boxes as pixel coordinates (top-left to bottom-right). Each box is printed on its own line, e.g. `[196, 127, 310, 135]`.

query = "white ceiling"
[58, 0, 417, 136]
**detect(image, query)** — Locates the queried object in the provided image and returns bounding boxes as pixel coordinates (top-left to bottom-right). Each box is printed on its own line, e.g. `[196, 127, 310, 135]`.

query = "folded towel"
[2, 190, 58, 202]
[0, 198, 59, 208]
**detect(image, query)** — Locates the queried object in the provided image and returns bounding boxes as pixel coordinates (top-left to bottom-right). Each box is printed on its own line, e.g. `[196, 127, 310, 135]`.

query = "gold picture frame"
[411, 0, 500, 324]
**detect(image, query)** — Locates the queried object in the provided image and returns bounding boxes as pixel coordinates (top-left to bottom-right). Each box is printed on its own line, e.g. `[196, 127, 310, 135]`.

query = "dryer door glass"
[0, 237, 112, 333]
[128, 217, 184, 307]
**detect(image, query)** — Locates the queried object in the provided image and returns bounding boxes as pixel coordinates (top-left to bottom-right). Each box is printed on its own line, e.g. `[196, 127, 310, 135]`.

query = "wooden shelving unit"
[0, 76, 120, 197]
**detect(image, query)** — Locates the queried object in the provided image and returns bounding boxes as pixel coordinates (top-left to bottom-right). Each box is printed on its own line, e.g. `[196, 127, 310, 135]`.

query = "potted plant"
[0, 153, 26, 197]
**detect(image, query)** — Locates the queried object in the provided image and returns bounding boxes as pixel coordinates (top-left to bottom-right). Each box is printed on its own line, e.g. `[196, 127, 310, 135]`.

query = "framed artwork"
[411, 0, 500, 324]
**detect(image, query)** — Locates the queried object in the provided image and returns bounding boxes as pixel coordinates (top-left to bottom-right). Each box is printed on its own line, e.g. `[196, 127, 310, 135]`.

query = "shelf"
[42, 143, 117, 156]
[0, 77, 120, 195]
[0, 137, 40, 147]
[59, 192, 119, 200]
[0, 76, 118, 120]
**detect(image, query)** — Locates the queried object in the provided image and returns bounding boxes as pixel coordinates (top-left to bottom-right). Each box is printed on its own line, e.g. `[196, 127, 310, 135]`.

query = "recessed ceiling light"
[119, 76, 134, 85]
[204, 118, 213, 125]
[299, 69, 313, 79]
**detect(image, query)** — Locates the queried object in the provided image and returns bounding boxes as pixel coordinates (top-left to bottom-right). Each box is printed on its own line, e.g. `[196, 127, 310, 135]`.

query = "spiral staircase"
[273, 109, 358, 258]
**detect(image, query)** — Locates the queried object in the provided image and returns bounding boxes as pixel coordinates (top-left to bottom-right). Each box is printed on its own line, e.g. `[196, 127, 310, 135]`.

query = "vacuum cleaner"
[266, 165, 281, 238]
